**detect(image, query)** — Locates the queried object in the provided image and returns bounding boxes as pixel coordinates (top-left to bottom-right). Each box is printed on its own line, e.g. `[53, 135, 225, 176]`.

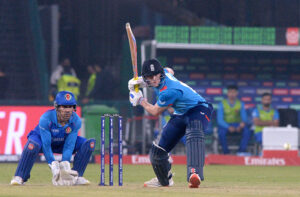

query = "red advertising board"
[0, 106, 81, 155]
[94, 153, 300, 166]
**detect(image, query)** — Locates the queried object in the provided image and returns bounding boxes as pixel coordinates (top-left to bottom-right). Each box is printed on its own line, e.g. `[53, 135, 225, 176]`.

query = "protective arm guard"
[149, 143, 172, 186]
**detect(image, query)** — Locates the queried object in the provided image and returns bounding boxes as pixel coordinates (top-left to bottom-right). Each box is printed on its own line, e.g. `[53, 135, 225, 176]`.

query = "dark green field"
[1, 163, 300, 197]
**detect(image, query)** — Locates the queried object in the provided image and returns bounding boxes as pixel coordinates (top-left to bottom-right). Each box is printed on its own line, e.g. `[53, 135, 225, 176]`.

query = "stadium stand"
[0, 1, 47, 100]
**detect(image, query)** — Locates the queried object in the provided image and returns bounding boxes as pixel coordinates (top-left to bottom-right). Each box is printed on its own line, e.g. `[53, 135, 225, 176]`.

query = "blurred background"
[1, 0, 300, 159]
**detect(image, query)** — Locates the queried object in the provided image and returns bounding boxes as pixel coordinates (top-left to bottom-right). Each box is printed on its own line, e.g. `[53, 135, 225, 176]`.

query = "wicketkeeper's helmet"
[54, 91, 77, 110]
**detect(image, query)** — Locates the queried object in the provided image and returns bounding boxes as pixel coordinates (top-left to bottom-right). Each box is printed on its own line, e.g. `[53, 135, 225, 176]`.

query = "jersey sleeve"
[39, 113, 55, 164]
[156, 89, 182, 107]
[252, 108, 259, 118]
[240, 102, 247, 123]
[273, 109, 279, 120]
[217, 102, 229, 129]
[62, 115, 81, 161]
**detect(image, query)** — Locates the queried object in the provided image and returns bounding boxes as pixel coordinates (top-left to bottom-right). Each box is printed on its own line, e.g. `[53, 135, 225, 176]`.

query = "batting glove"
[128, 76, 147, 91]
[129, 90, 144, 106]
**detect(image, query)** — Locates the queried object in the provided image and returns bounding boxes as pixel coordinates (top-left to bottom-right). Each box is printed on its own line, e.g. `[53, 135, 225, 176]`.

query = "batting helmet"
[142, 59, 165, 78]
[54, 91, 77, 109]
[141, 59, 165, 87]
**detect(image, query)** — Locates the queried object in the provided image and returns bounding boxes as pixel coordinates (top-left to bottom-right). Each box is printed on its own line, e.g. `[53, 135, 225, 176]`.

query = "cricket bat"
[125, 23, 139, 92]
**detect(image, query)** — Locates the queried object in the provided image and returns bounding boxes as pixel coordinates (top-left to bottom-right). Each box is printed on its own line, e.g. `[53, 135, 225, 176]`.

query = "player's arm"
[239, 102, 247, 128]
[62, 116, 81, 161]
[217, 102, 229, 129]
[167, 107, 174, 114]
[252, 108, 272, 127]
[140, 100, 169, 116]
[141, 89, 180, 116]
[39, 116, 55, 164]
[252, 108, 273, 126]
[253, 109, 279, 127]
[272, 110, 279, 126]
[253, 117, 274, 126]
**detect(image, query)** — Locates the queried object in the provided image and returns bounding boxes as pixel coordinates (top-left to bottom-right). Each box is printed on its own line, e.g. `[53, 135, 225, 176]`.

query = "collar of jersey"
[226, 99, 238, 107]
[259, 106, 273, 112]
[155, 77, 166, 91]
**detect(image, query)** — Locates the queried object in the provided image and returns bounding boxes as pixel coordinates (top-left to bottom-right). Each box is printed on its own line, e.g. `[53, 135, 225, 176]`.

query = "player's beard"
[57, 110, 72, 123]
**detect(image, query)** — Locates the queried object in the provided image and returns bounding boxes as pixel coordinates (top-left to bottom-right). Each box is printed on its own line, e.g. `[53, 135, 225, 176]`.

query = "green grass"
[1, 163, 300, 197]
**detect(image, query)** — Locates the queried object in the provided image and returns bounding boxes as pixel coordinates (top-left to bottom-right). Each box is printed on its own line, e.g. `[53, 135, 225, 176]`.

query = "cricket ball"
[283, 143, 291, 150]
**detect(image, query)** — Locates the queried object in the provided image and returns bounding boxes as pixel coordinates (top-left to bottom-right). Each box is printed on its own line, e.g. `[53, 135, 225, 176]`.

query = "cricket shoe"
[10, 176, 24, 185]
[144, 174, 174, 188]
[75, 177, 90, 185]
[144, 171, 175, 187]
[188, 173, 201, 188]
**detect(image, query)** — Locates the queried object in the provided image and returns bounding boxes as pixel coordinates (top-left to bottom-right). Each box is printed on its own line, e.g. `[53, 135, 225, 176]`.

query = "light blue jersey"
[154, 69, 207, 115]
[29, 109, 81, 164]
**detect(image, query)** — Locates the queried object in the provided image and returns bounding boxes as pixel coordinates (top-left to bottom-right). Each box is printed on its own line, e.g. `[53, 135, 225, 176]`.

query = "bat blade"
[126, 23, 139, 92]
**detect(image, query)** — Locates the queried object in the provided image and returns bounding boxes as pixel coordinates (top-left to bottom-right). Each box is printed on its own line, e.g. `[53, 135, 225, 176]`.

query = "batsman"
[128, 59, 213, 188]
[11, 91, 95, 186]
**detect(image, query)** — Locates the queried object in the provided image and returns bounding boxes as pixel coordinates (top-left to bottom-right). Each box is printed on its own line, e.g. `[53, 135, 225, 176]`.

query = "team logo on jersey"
[28, 143, 34, 150]
[65, 127, 72, 134]
[65, 93, 72, 101]
[158, 100, 166, 105]
[90, 142, 95, 149]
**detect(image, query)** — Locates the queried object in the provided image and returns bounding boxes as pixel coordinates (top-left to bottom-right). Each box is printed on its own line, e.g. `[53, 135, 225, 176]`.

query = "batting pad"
[149, 143, 172, 186]
[15, 140, 41, 182]
[186, 119, 205, 181]
[73, 138, 96, 176]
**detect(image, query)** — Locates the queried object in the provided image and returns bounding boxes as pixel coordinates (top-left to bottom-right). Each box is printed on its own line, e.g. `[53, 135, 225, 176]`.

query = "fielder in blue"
[128, 59, 213, 188]
[10, 91, 95, 186]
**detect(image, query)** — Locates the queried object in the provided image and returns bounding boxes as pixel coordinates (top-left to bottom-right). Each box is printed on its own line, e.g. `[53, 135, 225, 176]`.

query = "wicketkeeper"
[11, 91, 95, 186]
[128, 59, 213, 188]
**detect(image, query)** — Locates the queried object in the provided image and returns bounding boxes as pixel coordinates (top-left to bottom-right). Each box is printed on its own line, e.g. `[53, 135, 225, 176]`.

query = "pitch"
[1, 163, 300, 197]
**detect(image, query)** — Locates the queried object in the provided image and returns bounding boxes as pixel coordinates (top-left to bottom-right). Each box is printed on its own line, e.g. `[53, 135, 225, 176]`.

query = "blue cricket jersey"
[153, 69, 207, 115]
[29, 109, 81, 164]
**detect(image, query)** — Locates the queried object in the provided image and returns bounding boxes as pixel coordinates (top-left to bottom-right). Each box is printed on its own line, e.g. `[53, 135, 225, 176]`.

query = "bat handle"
[134, 84, 139, 92]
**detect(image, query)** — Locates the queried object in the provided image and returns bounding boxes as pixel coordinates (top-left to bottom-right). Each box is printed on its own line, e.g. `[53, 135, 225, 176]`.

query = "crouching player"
[128, 59, 213, 188]
[10, 91, 95, 186]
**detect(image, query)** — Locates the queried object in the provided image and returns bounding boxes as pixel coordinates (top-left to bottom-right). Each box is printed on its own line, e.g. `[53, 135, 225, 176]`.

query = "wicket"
[99, 114, 123, 186]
